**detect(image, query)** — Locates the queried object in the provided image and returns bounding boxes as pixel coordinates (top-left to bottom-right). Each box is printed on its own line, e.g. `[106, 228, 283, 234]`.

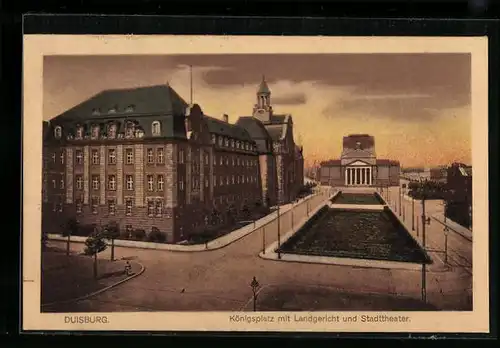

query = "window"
[237, 176, 240, 184]
[157, 175, 164, 191]
[152, 121, 161, 136]
[91, 197, 98, 214]
[108, 175, 116, 191]
[92, 149, 100, 165]
[125, 199, 133, 216]
[52, 179, 56, 189]
[58, 200, 63, 212]
[75, 150, 83, 164]
[60, 150, 65, 164]
[125, 105, 135, 113]
[224, 138, 229, 147]
[205, 153, 209, 165]
[147, 201, 155, 217]
[108, 124, 117, 139]
[60, 179, 64, 189]
[205, 177, 209, 188]
[220, 156, 223, 165]
[147, 148, 154, 164]
[52, 153, 56, 163]
[157, 148, 164, 164]
[76, 126, 84, 139]
[108, 107, 117, 114]
[75, 175, 83, 190]
[108, 149, 116, 164]
[91, 125, 100, 139]
[76, 199, 82, 214]
[179, 177, 184, 191]
[108, 199, 116, 215]
[237, 158, 240, 166]
[220, 176, 223, 186]
[92, 175, 100, 191]
[226, 176, 229, 185]
[147, 175, 154, 191]
[236, 141, 240, 149]
[213, 156, 217, 166]
[218, 136, 223, 146]
[225, 157, 229, 165]
[211, 134, 216, 144]
[155, 201, 163, 217]
[232, 157, 235, 166]
[126, 175, 134, 191]
[213, 174, 216, 187]
[231, 139, 235, 148]
[179, 149, 184, 164]
[54, 126, 62, 139]
[232, 175, 235, 184]
[125, 123, 134, 138]
[126, 149, 134, 164]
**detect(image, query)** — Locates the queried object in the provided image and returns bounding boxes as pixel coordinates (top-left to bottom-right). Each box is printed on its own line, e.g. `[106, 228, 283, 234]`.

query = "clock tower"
[252, 75, 273, 122]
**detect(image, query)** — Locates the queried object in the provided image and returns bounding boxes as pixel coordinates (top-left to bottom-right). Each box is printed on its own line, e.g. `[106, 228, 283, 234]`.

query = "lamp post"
[277, 203, 281, 259]
[250, 276, 260, 312]
[443, 226, 449, 265]
[420, 181, 432, 304]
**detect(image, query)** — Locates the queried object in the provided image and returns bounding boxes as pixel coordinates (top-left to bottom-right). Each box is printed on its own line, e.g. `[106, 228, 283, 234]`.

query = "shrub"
[132, 229, 146, 241]
[147, 227, 166, 243]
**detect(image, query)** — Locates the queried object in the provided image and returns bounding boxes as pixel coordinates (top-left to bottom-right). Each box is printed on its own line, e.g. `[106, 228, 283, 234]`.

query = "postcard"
[22, 34, 489, 333]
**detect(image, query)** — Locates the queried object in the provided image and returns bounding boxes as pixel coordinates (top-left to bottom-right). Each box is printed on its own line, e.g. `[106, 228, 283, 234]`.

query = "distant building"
[445, 162, 472, 229]
[318, 134, 400, 187]
[236, 76, 304, 205]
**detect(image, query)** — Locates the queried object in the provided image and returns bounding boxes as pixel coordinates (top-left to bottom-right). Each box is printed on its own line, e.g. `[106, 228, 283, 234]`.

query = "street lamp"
[443, 226, 449, 265]
[250, 276, 260, 311]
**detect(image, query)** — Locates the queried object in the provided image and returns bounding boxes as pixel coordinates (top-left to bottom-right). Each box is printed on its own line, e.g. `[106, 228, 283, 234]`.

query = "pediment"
[342, 148, 374, 158]
[346, 160, 370, 166]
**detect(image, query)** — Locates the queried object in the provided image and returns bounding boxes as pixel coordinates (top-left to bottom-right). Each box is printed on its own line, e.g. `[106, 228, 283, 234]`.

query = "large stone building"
[236, 76, 304, 206]
[318, 134, 400, 187]
[42, 81, 304, 243]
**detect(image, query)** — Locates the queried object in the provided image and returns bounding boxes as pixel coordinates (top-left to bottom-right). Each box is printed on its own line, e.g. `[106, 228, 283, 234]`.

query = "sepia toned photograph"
[23, 35, 489, 332]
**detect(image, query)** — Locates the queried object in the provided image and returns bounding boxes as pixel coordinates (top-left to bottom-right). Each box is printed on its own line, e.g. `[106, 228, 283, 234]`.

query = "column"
[83, 145, 89, 204]
[354, 168, 358, 186]
[345, 168, 348, 186]
[369, 167, 372, 186]
[362, 168, 365, 185]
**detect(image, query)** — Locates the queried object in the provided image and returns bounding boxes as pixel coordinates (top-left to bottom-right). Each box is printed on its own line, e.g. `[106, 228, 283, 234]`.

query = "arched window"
[125, 122, 135, 138]
[54, 126, 62, 139]
[107, 124, 117, 139]
[91, 125, 100, 139]
[76, 125, 84, 139]
[152, 121, 161, 136]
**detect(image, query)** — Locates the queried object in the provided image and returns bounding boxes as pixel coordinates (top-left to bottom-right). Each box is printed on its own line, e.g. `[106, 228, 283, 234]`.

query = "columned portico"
[345, 166, 372, 186]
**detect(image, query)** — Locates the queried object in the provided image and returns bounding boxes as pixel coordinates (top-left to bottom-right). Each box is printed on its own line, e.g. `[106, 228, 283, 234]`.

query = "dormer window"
[91, 125, 100, 139]
[231, 139, 235, 148]
[108, 106, 117, 114]
[224, 138, 229, 147]
[125, 105, 135, 113]
[218, 136, 223, 146]
[236, 141, 240, 149]
[54, 126, 62, 139]
[107, 124, 117, 139]
[211, 134, 216, 144]
[152, 121, 161, 136]
[92, 108, 100, 116]
[125, 122, 135, 138]
[136, 129, 145, 138]
[76, 125, 84, 139]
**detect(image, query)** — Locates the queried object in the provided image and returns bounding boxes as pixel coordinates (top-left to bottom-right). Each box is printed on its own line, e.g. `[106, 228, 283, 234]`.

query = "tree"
[103, 221, 120, 261]
[83, 227, 108, 279]
[64, 218, 79, 256]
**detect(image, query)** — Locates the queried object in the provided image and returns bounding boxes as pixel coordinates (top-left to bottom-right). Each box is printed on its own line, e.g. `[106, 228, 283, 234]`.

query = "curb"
[41, 260, 145, 308]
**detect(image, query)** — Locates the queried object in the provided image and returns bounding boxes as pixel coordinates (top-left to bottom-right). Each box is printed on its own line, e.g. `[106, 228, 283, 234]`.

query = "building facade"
[318, 134, 400, 187]
[42, 85, 262, 243]
[236, 76, 304, 206]
[445, 162, 472, 229]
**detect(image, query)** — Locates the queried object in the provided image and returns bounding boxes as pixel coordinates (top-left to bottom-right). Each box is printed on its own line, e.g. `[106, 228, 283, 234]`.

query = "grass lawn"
[279, 208, 430, 264]
[41, 246, 141, 310]
[250, 285, 437, 311]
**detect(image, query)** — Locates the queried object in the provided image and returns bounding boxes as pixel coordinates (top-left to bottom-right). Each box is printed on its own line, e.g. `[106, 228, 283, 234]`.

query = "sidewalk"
[48, 190, 328, 252]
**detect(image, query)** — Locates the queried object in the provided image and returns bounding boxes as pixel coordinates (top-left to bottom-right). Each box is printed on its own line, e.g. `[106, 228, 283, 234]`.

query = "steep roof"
[205, 116, 254, 142]
[257, 76, 271, 94]
[235, 117, 272, 140]
[52, 84, 188, 122]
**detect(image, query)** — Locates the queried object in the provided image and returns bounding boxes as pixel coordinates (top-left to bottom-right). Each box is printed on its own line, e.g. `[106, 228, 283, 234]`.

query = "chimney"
[223, 114, 229, 123]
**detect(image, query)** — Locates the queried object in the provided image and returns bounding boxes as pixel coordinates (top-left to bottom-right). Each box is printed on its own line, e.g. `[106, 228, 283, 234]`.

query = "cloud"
[348, 93, 433, 100]
[272, 92, 307, 105]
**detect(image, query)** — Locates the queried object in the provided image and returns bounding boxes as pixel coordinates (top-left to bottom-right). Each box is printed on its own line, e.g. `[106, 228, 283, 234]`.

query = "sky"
[43, 54, 471, 168]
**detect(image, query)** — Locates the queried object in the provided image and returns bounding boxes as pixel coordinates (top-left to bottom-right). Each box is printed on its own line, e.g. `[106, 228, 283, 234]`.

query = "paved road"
[45, 187, 472, 312]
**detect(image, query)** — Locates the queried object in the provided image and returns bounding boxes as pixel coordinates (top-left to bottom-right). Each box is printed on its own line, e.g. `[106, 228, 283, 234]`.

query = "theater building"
[318, 134, 400, 187]
[42, 84, 262, 243]
[236, 76, 304, 206]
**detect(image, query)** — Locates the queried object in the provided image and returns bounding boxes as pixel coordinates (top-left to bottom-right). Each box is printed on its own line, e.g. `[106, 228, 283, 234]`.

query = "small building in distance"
[318, 134, 400, 187]
[445, 162, 472, 229]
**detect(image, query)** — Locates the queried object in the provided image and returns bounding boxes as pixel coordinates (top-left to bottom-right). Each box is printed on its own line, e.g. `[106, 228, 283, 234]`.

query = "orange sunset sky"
[43, 54, 471, 168]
